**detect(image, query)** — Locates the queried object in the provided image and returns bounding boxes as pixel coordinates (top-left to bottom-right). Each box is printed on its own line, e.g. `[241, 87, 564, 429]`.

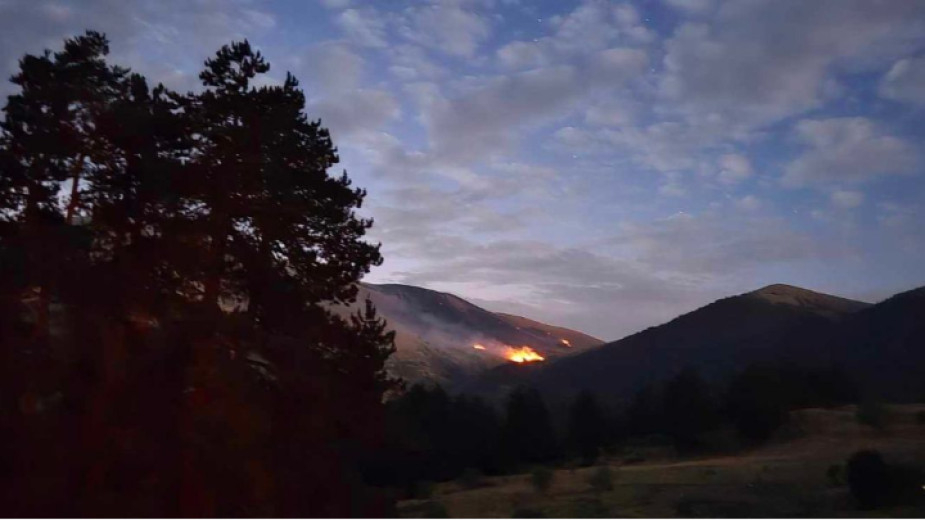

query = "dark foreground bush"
[847, 450, 924, 510]
[847, 450, 891, 509]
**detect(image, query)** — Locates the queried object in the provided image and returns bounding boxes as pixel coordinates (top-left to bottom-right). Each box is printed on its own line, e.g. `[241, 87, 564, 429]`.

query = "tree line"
[369, 362, 859, 495]
[0, 32, 397, 516]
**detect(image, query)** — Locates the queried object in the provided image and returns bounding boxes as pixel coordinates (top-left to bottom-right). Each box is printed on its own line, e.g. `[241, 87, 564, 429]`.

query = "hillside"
[807, 286, 925, 400]
[339, 283, 603, 385]
[470, 284, 871, 402]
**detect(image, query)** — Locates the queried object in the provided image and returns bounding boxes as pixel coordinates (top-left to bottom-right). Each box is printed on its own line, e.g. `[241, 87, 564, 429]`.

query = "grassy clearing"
[398, 405, 925, 518]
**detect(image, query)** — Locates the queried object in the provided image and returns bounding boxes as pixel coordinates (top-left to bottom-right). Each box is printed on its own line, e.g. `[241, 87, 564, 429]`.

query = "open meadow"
[400, 405, 925, 518]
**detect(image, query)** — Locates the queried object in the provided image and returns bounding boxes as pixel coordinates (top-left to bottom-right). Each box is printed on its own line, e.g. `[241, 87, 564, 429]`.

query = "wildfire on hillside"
[473, 343, 487, 350]
[560, 338, 572, 347]
[505, 346, 545, 363]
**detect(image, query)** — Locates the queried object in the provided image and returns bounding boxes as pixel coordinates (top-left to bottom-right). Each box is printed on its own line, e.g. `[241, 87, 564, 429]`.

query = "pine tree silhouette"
[0, 31, 397, 516]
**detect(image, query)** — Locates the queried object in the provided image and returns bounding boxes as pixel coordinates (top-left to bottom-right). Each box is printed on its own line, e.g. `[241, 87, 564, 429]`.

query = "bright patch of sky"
[3, 0, 925, 339]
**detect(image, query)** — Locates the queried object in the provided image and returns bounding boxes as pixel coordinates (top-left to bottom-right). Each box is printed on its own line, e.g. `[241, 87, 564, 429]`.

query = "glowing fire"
[473, 343, 487, 350]
[560, 338, 572, 347]
[506, 346, 545, 363]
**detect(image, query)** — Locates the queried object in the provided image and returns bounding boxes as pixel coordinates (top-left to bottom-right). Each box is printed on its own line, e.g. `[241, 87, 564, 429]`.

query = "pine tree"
[661, 368, 718, 452]
[0, 32, 129, 515]
[0, 33, 398, 517]
[0, 30, 121, 342]
[179, 39, 395, 517]
[501, 386, 559, 468]
[567, 390, 607, 465]
[725, 364, 789, 442]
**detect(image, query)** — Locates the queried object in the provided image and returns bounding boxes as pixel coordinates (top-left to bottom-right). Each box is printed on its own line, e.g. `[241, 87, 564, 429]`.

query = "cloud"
[337, 8, 388, 48]
[783, 117, 918, 187]
[320, 0, 352, 9]
[399, 1, 491, 58]
[594, 120, 722, 173]
[583, 97, 636, 127]
[415, 50, 646, 162]
[388, 44, 447, 81]
[0, 0, 279, 97]
[309, 89, 400, 137]
[658, 182, 687, 198]
[831, 190, 864, 209]
[497, 41, 550, 69]
[659, 1, 925, 128]
[880, 56, 925, 106]
[304, 42, 365, 93]
[495, 0, 653, 71]
[663, 0, 715, 15]
[735, 195, 761, 211]
[717, 153, 753, 184]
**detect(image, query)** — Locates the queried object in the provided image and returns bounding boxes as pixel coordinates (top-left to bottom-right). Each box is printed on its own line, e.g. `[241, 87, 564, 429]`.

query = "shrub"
[530, 466, 555, 493]
[587, 466, 614, 493]
[847, 450, 891, 510]
[458, 468, 485, 490]
[846, 449, 925, 510]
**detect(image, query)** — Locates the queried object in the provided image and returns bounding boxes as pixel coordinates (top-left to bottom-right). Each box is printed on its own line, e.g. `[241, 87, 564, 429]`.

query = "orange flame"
[560, 338, 572, 347]
[505, 346, 545, 363]
[473, 343, 487, 350]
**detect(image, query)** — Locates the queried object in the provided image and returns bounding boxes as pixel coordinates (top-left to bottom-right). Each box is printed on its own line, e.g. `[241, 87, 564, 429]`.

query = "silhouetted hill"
[808, 286, 925, 400]
[337, 283, 603, 385]
[468, 284, 872, 402]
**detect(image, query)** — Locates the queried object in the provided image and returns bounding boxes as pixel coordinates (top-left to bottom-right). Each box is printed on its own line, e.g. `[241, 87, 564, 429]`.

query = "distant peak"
[750, 283, 816, 297]
[746, 283, 869, 315]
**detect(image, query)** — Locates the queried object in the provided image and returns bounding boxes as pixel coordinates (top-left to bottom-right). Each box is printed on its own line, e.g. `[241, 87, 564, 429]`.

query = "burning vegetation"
[505, 346, 545, 363]
[471, 342, 546, 363]
[560, 338, 572, 347]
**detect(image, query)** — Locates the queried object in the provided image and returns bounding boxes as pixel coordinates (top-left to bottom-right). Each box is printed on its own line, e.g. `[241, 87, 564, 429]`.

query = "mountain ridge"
[464, 282, 874, 402]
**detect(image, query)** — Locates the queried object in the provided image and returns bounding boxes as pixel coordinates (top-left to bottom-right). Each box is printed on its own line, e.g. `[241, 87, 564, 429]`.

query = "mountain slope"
[807, 286, 925, 400]
[340, 283, 603, 385]
[476, 284, 871, 402]
[493, 312, 603, 350]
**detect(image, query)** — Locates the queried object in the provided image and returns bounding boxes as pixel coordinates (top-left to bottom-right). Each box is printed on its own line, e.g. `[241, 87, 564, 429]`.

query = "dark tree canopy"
[725, 364, 790, 442]
[501, 386, 560, 467]
[566, 390, 608, 465]
[0, 31, 395, 517]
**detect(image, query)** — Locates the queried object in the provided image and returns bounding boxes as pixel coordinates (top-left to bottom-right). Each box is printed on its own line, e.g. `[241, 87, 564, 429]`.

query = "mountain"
[803, 286, 925, 400]
[470, 284, 872, 402]
[339, 283, 603, 385]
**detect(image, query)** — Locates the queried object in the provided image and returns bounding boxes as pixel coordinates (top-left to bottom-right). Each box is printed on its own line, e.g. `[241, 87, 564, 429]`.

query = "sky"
[2, 0, 925, 341]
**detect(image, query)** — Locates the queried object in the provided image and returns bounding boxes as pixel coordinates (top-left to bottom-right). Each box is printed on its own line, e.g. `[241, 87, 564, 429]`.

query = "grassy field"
[399, 405, 925, 518]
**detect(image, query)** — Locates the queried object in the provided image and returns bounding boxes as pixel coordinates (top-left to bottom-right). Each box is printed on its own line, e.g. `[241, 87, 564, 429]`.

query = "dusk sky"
[4, 0, 925, 340]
